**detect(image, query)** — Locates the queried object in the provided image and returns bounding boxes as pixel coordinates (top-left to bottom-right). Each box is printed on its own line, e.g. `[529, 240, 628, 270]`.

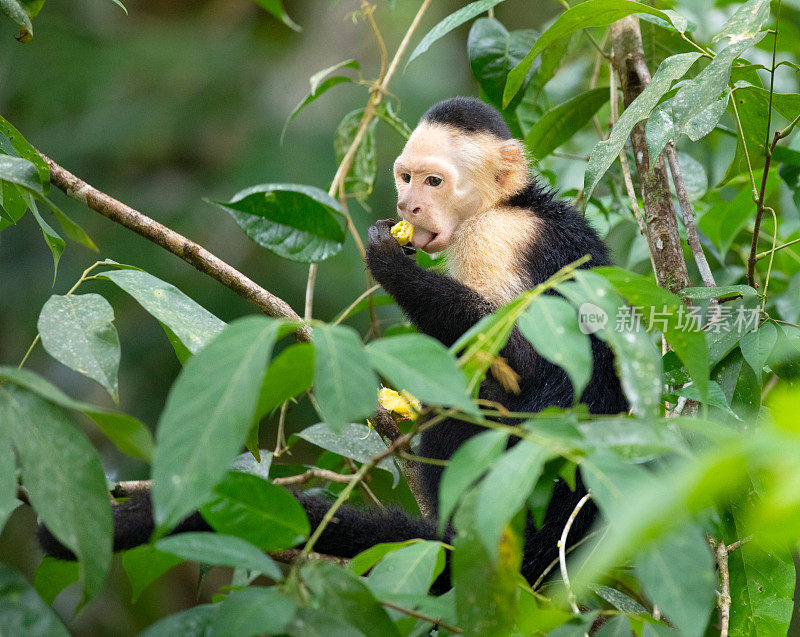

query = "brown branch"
[272, 468, 357, 486]
[711, 538, 732, 637]
[271, 548, 350, 567]
[665, 142, 716, 287]
[381, 601, 463, 634]
[610, 17, 690, 294]
[40, 154, 311, 342]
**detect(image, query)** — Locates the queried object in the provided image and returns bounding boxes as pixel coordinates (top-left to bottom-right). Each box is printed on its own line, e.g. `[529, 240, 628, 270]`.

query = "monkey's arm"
[366, 220, 537, 373]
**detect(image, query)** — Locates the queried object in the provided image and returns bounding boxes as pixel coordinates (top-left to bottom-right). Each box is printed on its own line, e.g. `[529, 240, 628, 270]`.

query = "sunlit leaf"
[646, 33, 768, 163]
[38, 293, 120, 402]
[152, 317, 288, 531]
[97, 268, 226, 356]
[296, 422, 399, 485]
[712, 0, 770, 43]
[252, 0, 301, 31]
[334, 108, 377, 202]
[518, 295, 592, 400]
[365, 540, 446, 597]
[312, 324, 378, 432]
[584, 52, 701, 203]
[503, 0, 678, 106]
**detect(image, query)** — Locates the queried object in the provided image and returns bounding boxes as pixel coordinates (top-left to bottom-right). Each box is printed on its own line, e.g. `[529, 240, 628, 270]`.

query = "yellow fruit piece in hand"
[378, 387, 421, 420]
[390, 220, 414, 246]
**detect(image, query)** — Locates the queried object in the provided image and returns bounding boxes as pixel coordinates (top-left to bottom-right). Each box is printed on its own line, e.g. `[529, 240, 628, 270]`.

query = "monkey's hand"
[366, 219, 408, 277]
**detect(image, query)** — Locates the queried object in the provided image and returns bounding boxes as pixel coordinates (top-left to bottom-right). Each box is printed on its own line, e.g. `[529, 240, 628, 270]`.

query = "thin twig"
[665, 142, 716, 287]
[381, 600, 463, 634]
[756, 236, 800, 260]
[273, 401, 289, 457]
[271, 548, 350, 567]
[40, 155, 310, 341]
[304, 0, 432, 319]
[272, 468, 357, 486]
[712, 539, 732, 637]
[559, 492, 593, 614]
[333, 283, 381, 325]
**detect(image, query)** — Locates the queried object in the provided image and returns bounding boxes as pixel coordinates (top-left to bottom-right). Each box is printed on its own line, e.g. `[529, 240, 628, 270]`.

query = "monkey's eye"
[425, 176, 442, 187]
[400, 173, 411, 183]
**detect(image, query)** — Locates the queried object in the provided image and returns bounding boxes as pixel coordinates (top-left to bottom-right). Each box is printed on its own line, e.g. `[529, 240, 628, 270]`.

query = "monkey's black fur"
[39, 97, 626, 589]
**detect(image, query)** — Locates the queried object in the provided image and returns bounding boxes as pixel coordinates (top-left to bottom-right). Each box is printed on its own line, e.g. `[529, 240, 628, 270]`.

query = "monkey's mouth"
[410, 227, 439, 251]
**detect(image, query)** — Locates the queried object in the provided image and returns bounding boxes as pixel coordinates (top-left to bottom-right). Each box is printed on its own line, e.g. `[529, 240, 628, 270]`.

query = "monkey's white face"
[392, 123, 483, 253]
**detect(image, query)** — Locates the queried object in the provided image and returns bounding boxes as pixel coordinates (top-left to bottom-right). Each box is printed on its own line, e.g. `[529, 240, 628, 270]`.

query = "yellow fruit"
[390, 220, 414, 246]
[378, 387, 421, 420]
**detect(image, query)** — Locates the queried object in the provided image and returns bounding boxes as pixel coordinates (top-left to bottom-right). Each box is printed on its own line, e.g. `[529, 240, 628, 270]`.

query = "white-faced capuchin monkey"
[40, 97, 627, 591]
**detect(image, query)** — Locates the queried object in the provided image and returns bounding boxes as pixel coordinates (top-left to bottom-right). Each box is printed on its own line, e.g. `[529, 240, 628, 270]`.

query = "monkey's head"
[393, 97, 529, 253]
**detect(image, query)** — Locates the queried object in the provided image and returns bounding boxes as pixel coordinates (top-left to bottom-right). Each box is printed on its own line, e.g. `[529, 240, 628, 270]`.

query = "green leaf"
[503, 0, 678, 106]
[740, 321, 777, 382]
[312, 324, 378, 432]
[121, 545, 183, 602]
[97, 269, 226, 355]
[452, 490, 519, 636]
[33, 557, 80, 606]
[595, 615, 633, 636]
[42, 197, 98, 252]
[584, 52, 701, 203]
[300, 561, 401, 637]
[438, 429, 508, 533]
[296, 422, 399, 485]
[210, 184, 346, 263]
[251, 0, 301, 31]
[334, 109, 377, 203]
[349, 539, 424, 576]
[634, 524, 715, 637]
[365, 541, 446, 597]
[366, 333, 475, 414]
[0, 181, 27, 226]
[712, 0, 770, 43]
[560, 271, 662, 416]
[407, 0, 508, 66]
[0, 426, 18, 535]
[255, 343, 314, 421]
[697, 190, 754, 254]
[590, 584, 647, 614]
[720, 87, 800, 186]
[109, 0, 127, 15]
[212, 587, 297, 637]
[518, 295, 592, 400]
[152, 317, 288, 531]
[375, 102, 412, 140]
[646, 33, 768, 163]
[157, 533, 282, 580]
[0, 114, 49, 188]
[595, 267, 709, 400]
[27, 194, 64, 283]
[200, 471, 308, 551]
[467, 18, 538, 110]
[679, 285, 758, 301]
[0, 386, 112, 601]
[0, 365, 153, 461]
[0, 563, 69, 637]
[524, 88, 609, 160]
[37, 293, 120, 402]
[138, 604, 219, 637]
[281, 60, 359, 139]
[0, 154, 43, 195]
[476, 440, 548, 557]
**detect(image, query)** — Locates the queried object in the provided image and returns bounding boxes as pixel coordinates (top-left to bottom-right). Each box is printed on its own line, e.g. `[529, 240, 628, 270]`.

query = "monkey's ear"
[497, 139, 528, 197]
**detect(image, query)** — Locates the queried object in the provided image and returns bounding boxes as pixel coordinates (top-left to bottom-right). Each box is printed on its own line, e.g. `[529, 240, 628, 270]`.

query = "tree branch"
[665, 142, 716, 287]
[610, 16, 690, 294]
[40, 154, 311, 341]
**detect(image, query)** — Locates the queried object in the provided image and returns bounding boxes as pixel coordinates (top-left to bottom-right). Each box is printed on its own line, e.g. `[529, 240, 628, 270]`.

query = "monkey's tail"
[37, 491, 211, 560]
